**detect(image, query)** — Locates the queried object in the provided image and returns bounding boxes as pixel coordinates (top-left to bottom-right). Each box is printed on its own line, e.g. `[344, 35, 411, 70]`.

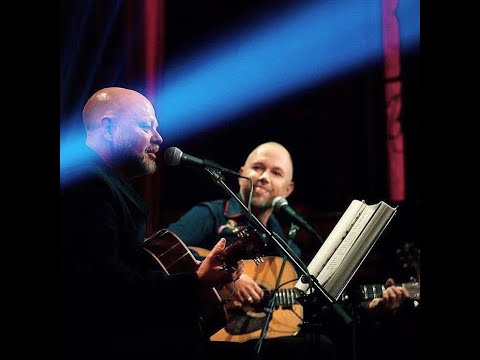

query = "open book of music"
[294, 199, 397, 301]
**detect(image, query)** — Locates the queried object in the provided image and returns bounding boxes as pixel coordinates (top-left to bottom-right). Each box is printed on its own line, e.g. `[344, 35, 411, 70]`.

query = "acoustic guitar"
[188, 252, 304, 343]
[143, 228, 262, 338]
[190, 251, 421, 343]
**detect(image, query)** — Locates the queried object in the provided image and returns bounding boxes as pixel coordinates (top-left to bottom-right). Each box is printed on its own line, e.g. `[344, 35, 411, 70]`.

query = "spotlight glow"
[156, 0, 419, 143]
[61, 0, 419, 181]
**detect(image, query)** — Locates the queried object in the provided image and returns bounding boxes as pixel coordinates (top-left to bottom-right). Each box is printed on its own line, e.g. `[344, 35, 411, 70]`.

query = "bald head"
[245, 142, 294, 181]
[82, 87, 153, 132]
[81, 87, 162, 178]
[238, 141, 295, 220]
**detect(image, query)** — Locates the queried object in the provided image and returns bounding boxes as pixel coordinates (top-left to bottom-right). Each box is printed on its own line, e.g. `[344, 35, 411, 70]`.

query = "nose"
[258, 169, 270, 182]
[152, 128, 163, 144]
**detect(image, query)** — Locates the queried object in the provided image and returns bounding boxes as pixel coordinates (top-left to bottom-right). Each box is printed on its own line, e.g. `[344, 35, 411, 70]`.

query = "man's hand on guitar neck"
[368, 278, 411, 314]
[196, 238, 244, 287]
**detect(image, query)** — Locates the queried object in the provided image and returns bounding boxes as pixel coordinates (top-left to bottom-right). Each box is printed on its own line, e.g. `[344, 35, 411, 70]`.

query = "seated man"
[168, 141, 414, 360]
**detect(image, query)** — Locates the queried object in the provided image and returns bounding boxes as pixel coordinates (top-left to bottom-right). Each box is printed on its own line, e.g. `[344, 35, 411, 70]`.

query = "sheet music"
[295, 200, 396, 299]
[295, 199, 365, 292]
[316, 203, 378, 286]
[323, 202, 395, 298]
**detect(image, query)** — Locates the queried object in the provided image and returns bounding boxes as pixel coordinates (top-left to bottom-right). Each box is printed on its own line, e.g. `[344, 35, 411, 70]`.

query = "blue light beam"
[156, 0, 420, 143]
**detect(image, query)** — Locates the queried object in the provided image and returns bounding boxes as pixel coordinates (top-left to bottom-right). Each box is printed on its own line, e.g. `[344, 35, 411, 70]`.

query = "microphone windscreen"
[164, 147, 183, 166]
[272, 196, 288, 211]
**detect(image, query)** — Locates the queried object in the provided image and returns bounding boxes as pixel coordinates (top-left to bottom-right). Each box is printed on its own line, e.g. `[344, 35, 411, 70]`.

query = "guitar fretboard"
[270, 281, 420, 308]
[360, 282, 420, 300]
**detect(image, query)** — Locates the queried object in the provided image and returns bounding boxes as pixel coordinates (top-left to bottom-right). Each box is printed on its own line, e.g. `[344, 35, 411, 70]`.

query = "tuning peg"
[253, 256, 265, 265]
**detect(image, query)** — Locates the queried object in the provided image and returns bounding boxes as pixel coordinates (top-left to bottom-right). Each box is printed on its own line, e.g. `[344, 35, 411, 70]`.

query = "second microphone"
[164, 147, 239, 176]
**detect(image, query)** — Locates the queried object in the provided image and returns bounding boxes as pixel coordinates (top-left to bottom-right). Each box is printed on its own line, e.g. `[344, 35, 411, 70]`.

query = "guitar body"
[207, 256, 304, 343]
[143, 229, 227, 337]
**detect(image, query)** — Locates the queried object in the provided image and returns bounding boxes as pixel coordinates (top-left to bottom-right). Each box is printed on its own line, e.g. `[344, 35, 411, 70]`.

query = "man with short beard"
[60, 87, 244, 359]
[168, 142, 337, 359]
[167, 141, 412, 360]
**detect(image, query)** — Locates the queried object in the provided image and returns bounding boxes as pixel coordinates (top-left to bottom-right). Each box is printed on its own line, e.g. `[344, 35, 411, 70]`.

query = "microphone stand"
[203, 169, 351, 321]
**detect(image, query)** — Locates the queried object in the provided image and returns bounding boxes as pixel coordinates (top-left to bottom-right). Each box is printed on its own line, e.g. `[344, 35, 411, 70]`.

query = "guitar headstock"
[218, 226, 265, 271]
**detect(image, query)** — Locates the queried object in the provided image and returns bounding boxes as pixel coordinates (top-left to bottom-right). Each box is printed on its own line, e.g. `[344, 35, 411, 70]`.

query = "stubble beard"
[114, 140, 157, 177]
[139, 154, 157, 175]
[241, 190, 271, 212]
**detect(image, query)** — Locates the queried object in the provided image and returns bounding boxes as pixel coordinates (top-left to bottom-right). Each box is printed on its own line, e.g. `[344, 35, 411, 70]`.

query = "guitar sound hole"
[224, 307, 266, 335]
[224, 285, 295, 335]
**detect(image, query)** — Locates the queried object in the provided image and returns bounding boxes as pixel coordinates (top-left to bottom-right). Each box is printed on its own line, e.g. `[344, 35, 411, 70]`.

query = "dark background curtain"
[60, 0, 420, 283]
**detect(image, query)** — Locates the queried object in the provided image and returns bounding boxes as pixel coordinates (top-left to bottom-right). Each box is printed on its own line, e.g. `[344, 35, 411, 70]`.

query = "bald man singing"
[60, 87, 243, 359]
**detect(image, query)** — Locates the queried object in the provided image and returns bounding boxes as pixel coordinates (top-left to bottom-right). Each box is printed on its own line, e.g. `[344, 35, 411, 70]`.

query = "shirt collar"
[224, 196, 284, 235]
[224, 196, 247, 219]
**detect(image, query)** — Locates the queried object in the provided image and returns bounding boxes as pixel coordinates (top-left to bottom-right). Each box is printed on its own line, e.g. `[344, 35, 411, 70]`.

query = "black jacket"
[60, 146, 205, 357]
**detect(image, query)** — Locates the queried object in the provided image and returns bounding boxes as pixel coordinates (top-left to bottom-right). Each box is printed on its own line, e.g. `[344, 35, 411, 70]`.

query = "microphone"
[272, 196, 324, 244]
[164, 147, 239, 176]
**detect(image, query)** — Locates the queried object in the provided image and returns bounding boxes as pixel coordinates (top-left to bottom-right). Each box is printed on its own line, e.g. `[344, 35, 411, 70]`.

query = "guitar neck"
[358, 281, 420, 300]
[270, 281, 421, 308]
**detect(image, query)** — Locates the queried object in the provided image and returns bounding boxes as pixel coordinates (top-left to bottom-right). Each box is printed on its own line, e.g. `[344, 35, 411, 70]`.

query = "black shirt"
[60, 146, 205, 357]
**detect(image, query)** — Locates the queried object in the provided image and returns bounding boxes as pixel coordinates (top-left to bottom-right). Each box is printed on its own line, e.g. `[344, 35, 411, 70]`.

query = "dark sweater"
[60, 146, 205, 358]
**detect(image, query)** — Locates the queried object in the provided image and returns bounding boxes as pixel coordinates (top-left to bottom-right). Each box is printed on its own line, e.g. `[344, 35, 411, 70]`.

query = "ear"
[284, 180, 295, 198]
[237, 166, 245, 186]
[101, 117, 114, 141]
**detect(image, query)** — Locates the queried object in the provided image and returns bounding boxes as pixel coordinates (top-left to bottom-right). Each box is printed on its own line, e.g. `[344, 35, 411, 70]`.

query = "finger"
[385, 286, 398, 299]
[391, 286, 403, 298]
[383, 288, 395, 304]
[210, 238, 226, 256]
[208, 239, 226, 264]
[239, 291, 251, 303]
[251, 292, 262, 303]
[239, 290, 254, 304]
[227, 267, 243, 284]
[242, 284, 263, 303]
[247, 283, 263, 300]
[385, 278, 395, 287]
[234, 262, 244, 278]
[398, 286, 410, 298]
[384, 287, 402, 309]
[231, 269, 242, 282]
[227, 261, 242, 279]
[252, 282, 264, 298]
[236, 259, 245, 272]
